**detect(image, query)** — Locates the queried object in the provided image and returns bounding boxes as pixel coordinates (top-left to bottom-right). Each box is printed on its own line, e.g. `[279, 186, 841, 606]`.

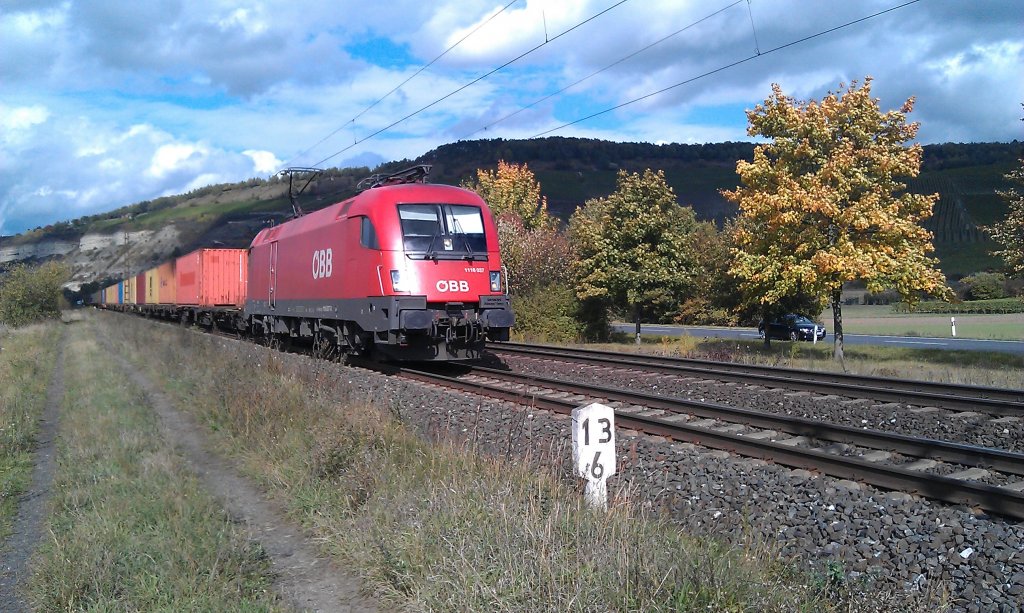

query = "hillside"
[1, 138, 1019, 296]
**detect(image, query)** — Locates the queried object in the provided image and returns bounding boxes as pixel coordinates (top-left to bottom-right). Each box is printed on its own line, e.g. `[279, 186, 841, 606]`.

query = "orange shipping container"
[175, 248, 248, 307]
[155, 261, 176, 304]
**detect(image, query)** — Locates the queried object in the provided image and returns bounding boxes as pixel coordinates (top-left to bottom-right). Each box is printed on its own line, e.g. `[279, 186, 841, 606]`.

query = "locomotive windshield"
[398, 204, 488, 259]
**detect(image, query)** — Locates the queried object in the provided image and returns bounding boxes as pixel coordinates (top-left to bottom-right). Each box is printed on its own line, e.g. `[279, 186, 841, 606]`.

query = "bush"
[0, 262, 69, 327]
[960, 272, 1008, 301]
[862, 289, 901, 305]
[510, 284, 583, 343]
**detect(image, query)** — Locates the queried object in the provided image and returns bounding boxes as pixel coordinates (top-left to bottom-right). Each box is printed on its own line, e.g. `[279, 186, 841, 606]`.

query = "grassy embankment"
[98, 311, 934, 612]
[27, 319, 282, 610]
[0, 324, 59, 542]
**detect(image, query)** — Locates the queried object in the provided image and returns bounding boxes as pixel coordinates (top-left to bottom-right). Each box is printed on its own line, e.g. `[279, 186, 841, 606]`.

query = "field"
[831, 305, 1024, 341]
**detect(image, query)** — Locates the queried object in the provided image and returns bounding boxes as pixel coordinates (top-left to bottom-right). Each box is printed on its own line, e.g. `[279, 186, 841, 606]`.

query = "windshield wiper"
[449, 216, 478, 260]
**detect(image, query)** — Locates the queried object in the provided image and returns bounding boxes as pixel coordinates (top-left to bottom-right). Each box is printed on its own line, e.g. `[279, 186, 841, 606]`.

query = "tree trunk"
[634, 303, 642, 345]
[832, 287, 844, 365]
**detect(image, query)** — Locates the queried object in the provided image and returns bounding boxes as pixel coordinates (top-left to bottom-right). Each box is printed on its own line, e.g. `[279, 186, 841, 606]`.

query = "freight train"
[94, 166, 515, 361]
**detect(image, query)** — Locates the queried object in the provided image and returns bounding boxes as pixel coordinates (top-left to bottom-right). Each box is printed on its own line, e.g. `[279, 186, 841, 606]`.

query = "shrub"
[510, 283, 583, 343]
[960, 272, 1008, 301]
[0, 262, 69, 327]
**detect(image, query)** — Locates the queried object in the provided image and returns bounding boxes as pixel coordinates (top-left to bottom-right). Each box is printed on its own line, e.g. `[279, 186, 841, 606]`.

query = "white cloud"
[0, 104, 50, 135]
[243, 149, 282, 174]
[148, 143, 206, 179]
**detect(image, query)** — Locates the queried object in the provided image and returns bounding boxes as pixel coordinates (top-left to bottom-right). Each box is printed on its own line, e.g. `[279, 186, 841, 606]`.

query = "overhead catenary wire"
[309, 0, 633, 169]
[281, 0, 520, 169]
[459, 0, 745, 140]
[529, 0, 925, 139]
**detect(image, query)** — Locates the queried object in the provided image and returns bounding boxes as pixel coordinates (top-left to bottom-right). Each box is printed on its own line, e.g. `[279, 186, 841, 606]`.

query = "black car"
[757, 313, 827, 341]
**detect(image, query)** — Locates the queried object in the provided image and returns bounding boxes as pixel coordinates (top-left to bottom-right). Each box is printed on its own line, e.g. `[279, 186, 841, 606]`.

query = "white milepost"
[951, 316, 956, 337]
[572, 403, 616, 511]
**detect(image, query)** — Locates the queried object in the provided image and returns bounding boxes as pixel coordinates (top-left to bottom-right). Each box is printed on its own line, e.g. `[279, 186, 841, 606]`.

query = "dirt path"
[104, 341, 378, 612]
[0, 333, 66, 613]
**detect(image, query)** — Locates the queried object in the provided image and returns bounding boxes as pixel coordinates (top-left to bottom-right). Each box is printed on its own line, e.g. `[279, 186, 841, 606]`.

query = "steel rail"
[467, 365, 1024, 476]
[488, 342, 1024, 416]
[395, 366, 1024, 520]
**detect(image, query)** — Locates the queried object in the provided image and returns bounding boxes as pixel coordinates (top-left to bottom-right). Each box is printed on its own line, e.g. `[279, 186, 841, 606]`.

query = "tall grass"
[28, 321, 282, 611]
[0, 323, 59, 541]
[102, 312, 933, 612]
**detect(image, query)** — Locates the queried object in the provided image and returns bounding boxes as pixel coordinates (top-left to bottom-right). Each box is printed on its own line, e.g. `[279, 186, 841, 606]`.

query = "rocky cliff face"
[2, 226, 182, 291]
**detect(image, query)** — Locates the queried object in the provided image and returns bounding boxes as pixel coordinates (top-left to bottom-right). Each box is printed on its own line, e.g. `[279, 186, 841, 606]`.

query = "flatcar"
[246, 166, 514, 360]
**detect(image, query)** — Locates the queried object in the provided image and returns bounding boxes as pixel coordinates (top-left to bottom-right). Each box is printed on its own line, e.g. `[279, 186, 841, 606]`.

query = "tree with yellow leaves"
[462, 160, 555, 231]
[724, 78, 952, 361]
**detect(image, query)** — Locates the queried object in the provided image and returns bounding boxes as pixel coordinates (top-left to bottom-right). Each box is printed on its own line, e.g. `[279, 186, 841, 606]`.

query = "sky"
[1, 0, 1022, 236]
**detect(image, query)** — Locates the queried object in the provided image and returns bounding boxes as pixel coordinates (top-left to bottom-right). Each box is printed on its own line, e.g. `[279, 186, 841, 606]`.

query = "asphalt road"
[612, 324, 1024, 356]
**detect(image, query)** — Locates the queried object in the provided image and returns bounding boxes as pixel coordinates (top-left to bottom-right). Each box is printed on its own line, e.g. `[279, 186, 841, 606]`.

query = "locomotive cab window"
[359, 216, 380, 250]
[398, 204, 488, 259]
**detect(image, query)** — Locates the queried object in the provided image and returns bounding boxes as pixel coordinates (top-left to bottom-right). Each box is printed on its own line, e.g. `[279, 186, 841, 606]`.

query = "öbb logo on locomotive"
[94, 165, 515, 362]
[436, 280, 471, 293]
[312, 248, 333, 279]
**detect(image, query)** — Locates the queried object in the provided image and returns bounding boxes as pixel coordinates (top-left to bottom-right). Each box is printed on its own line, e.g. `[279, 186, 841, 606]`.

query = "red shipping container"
[175, 248, 248, 307]
[136, 272, 147, 305]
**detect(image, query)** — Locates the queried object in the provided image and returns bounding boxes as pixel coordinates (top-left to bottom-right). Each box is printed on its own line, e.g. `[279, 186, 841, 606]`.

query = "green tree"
[570, 169, 699, 342]
[0, 261, 70, 327]
[673, 220, 742, 326]
[724, 79, 952, 361]
[985, 144, 1024, 276]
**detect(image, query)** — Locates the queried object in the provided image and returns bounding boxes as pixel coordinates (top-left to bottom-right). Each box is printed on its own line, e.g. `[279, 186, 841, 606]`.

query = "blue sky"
[1, 0, 1021, 235]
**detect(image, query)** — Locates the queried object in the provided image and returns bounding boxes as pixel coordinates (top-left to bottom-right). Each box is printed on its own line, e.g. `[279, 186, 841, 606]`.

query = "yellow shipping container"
[104, 285, 117, 304]
[125, 276, 137, 305]
[144, 267, 159, 304]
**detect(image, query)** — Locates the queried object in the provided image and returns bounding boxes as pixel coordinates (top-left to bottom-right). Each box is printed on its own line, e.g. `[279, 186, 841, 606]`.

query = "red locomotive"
[245, 165, 513, 360]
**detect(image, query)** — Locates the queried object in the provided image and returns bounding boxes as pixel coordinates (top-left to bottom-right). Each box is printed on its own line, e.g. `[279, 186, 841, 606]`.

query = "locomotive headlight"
[489, 271, 501, 292]
[390, 270, 405, 292]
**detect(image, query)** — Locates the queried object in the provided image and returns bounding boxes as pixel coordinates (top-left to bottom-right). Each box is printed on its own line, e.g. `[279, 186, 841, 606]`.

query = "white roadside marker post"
[572, 403, 616, 511]
[951, 316, 956, 338]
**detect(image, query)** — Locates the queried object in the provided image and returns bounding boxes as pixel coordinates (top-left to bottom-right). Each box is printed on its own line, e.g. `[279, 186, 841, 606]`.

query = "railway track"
[487, 342, 1024, 416]
[385, 362, 1024, 520]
